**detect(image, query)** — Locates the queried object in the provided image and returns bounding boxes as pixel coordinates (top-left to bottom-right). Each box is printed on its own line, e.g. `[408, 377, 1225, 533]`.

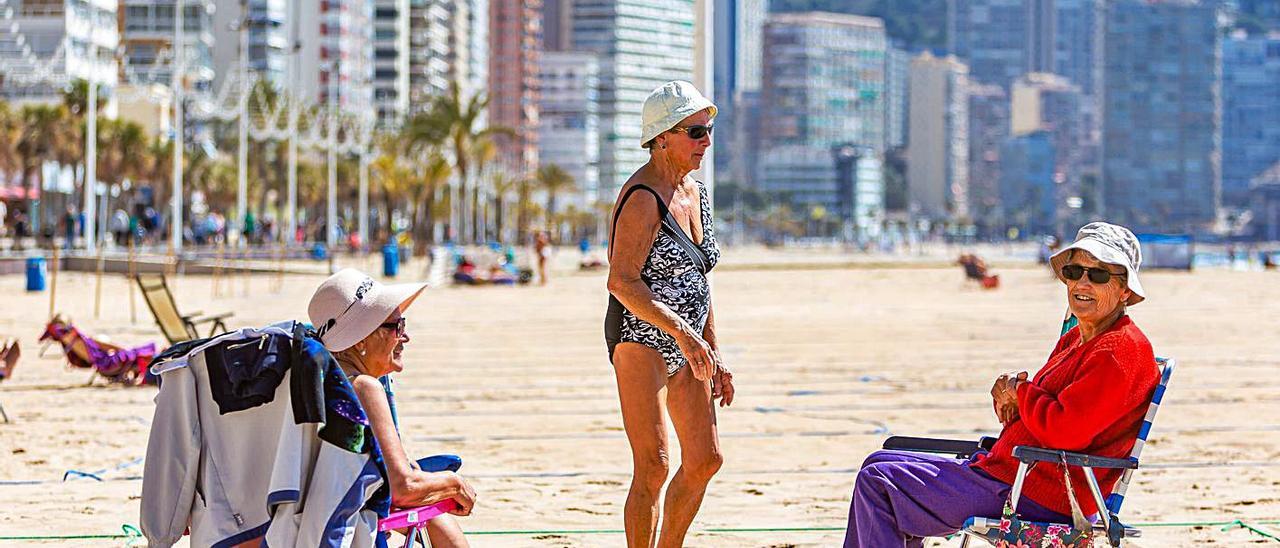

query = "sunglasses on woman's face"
[1061, 264, 1126, 284]
[379, 317, 406, 337]
[671, 124, 714, 140]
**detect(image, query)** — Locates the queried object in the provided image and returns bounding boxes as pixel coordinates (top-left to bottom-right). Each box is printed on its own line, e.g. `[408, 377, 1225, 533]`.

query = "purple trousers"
[844, 450, 1068, 548]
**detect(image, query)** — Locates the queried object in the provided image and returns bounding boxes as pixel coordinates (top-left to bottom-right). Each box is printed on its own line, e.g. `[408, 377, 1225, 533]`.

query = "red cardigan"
[973, 315, 1158, 517]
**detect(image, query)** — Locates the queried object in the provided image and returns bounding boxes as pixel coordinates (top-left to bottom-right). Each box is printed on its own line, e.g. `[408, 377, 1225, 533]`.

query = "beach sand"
[0, 250, 1277, 546]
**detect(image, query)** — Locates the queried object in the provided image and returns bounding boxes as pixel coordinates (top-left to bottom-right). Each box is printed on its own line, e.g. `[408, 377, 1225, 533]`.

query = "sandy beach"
[0, 248, 1277, 546]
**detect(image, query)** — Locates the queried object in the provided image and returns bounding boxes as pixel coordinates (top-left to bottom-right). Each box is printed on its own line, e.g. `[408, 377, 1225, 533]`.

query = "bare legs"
[613, 343, 722, 548]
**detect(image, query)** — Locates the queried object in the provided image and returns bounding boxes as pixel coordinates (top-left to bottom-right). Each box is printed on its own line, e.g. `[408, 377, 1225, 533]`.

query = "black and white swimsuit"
[605, 182, 720, 376]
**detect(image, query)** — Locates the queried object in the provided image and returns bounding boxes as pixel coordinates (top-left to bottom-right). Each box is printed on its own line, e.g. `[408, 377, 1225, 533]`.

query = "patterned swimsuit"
[605, 182, 720, 376]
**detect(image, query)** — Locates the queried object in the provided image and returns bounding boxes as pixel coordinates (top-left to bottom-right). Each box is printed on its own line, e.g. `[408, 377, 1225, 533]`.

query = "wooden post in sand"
[213, 241, 224, 298]
[93, 244, 105, 318]
[127, 237, 138, 324]
[274, 242, 285, 293]
[48, 245, 59, 319]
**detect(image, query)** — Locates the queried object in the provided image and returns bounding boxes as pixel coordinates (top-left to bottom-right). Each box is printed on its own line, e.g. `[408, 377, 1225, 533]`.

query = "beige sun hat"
[640, 80, 717, 148]
[307, 268, 427, 352]
[1050, 222, 1146, 306]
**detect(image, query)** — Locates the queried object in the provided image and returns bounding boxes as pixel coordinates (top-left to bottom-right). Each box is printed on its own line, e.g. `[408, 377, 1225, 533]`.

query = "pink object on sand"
[377, 500, 457, 532]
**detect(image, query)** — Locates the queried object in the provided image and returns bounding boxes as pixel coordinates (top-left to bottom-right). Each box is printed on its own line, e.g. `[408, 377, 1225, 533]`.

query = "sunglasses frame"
[379, 317, 407, 336]
[1061, 264, 1127, 284]
[670, 124, 714, 140]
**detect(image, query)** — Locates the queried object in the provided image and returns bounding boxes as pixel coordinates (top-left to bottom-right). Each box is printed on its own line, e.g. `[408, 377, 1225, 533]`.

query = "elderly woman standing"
[309, 269, 477, 548]
[605, 80, 735, 548]
[843, 222, 1160, 547]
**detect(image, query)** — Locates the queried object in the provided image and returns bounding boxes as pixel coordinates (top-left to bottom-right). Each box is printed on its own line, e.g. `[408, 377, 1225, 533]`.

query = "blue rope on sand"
[62, 457, 144, 482]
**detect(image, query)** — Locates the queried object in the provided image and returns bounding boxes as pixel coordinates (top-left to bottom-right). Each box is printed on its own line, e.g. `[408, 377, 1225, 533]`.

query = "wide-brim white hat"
[1050, 222, 1146, 306]
[640, 80, 717, 148]
[307, 268, 427, 352]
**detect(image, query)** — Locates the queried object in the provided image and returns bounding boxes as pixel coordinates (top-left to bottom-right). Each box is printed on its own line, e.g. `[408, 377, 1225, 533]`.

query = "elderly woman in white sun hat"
[309, 268, 476, 548]
[843, 222, 1160, 547]
[604, 80, 734, 547]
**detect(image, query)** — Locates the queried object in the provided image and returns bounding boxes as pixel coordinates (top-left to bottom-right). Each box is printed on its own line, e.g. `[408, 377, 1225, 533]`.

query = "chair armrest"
[883, 436, 985, 458]
[1012, 446, 1137, 469]
[377, 500, 457, 532]
[187, 312, 234, 323]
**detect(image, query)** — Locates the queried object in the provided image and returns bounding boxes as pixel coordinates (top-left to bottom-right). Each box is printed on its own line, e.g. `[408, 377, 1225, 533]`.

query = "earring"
[359, 347, 366, 356]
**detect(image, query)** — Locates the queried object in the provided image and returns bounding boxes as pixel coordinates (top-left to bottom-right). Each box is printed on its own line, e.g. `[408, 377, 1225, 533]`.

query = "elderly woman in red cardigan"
[843, 222, 1160, 547]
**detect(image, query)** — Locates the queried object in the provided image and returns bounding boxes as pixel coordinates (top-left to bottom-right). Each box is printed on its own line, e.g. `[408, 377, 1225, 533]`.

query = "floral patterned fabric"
[987, 502, 1093, 548]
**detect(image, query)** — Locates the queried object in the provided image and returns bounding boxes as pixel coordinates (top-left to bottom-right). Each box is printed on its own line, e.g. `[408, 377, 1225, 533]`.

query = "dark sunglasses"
[1061, 264, 1127, 284]
[379, 317, 406, 336]
[670, 124, 714, 140]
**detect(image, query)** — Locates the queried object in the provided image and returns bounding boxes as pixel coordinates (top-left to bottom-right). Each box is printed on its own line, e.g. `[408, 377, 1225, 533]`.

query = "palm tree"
[427, 81, 512, 243]
[489, 172, 519, 243]
[16, 104, 73, 220]
[515, 175, 536, 243]
[0, 101, 20, 184]
[535, 164, 576, 240]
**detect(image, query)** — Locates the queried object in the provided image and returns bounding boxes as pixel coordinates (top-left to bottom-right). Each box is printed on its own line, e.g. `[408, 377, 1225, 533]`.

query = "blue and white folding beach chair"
[883, 357, 1175, 547]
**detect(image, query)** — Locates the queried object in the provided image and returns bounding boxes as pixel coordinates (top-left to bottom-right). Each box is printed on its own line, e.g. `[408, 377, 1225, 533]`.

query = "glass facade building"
[1102, 0, 1220, 232]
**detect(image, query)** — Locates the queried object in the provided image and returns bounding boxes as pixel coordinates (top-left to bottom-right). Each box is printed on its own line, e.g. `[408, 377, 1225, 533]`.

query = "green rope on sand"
[0, 523, 143, 542]
[1221, 520, 1280, 542]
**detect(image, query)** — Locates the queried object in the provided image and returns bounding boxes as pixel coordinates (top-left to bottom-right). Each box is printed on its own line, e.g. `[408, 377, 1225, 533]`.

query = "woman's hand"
[990, 371, 1028, 425]
[711, 351, 735, 407]
[444, 472, 477, 516]
[677, 331, 717, 381]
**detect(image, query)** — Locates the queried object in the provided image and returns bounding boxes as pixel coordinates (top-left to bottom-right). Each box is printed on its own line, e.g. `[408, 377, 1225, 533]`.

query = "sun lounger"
[39, 317, 157, 385]
[135, 274, 233, 344]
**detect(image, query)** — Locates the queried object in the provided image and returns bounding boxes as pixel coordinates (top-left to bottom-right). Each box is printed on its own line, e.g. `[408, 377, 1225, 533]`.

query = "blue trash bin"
[311, 243, 328, 260]
[382, 244, 400, 277]
[26, 256, 47, 292]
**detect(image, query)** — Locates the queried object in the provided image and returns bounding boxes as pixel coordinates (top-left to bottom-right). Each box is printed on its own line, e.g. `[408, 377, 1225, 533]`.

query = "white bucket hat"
[640, 80, 717, 148]
[307, 268, 427, 352]
[1050, 222, 1146, 306]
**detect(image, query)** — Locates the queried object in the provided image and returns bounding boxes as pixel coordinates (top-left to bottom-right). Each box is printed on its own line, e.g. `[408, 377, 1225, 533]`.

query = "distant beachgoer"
[604, 80, 733, 547]
[534, 231, 551, 285]
[844, 222, 1159, 546]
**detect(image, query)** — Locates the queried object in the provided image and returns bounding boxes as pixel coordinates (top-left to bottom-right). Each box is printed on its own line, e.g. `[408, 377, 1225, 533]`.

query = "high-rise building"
[884, 45, 909, 150]
[572, 0, 696, 192]
[1011, 72, 1085, 206]
[1222, 30, 1280, 209]
[948, 0, 1102, 94]
[712, 0, 769, 182]
[1103, 0, 1220, 232]
[1250, 162, 1280, 241]
[119, 0, 214, 92]
[1, 0, 120, 103]
[296, 0, 374, 111]
[907, 52, 969, 220]
[947, 0, 1050, 88]
[489, 0, 541, 174]
[211, 0, 288, 94]
[408, 0, 452, 105]
[370, 0, 411, 127]
[758, 12, 888, 217]
[967, 83, 1009, 232]
[541, 0, 571, 51]
[447, 0, 488, 101]
[1000, 130, 1056, 235]
[538, 51, 599, 207]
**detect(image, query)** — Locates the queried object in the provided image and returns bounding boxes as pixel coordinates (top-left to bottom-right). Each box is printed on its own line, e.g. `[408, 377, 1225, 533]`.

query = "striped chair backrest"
[1104, 357, 1175, 515]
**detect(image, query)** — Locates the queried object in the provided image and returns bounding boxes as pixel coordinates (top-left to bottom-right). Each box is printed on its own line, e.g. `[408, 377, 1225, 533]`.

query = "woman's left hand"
[711, 350, 735, 407]
[991, 371, 1027, 425]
